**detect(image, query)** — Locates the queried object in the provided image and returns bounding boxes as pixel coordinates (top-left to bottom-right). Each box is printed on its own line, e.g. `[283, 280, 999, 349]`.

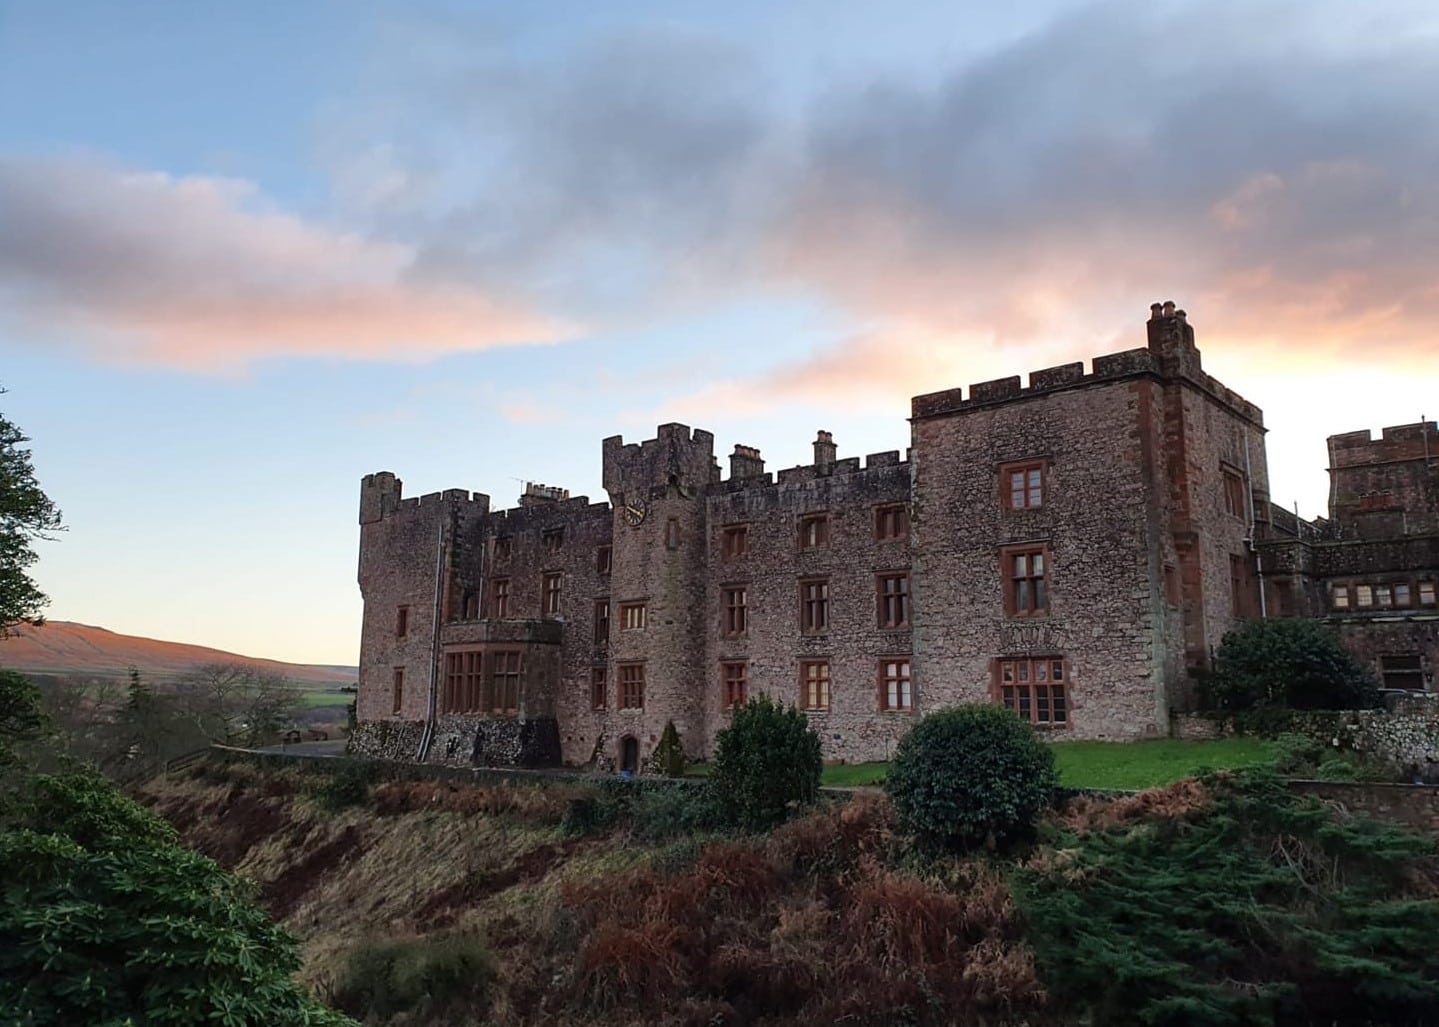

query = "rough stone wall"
[357, 474, 490, 724]
[591, 424, 718, 768]
[1329, 421, 1439, 535]
[1288, 780, 1439, 831]
[703, 450, 914, 762]
[912, 374, 1173, 740]
[1333, 617, 1439, 693]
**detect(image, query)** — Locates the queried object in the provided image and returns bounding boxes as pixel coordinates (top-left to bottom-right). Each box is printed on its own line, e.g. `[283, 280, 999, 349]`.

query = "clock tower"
[600, 424, 721, 765]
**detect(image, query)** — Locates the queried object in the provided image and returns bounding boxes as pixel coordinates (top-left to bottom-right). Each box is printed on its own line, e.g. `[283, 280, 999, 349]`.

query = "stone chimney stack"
[813, 430, 837, 469]
[1146, 299, 1202, 376]
[730, 444, 765, 480]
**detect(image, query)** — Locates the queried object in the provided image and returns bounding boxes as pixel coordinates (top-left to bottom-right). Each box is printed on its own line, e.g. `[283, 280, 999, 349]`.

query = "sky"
[2, 0, 1437, 666]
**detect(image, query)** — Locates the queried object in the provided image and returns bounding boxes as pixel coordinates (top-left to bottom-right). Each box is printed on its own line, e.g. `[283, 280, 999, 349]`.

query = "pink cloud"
[0, 154, 575, 369]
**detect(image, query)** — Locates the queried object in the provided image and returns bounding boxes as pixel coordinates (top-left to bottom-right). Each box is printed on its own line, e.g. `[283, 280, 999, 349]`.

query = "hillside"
[0, 620, 357, 686]
[135, 760, 1439, 1027]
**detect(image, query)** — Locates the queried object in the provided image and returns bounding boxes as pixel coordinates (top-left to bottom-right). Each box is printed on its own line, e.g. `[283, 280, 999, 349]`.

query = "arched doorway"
[619, 736, 640, 775]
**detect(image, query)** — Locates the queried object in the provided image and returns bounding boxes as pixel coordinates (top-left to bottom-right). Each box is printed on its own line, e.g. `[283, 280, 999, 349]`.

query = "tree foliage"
[1016, 769, 1439, 1026]
[0, 399, 63, 635]
[0, 770, 355, 1026]
[1207, 618, 1378, 713]
[886, 704, 1057, 850]
[0, 669, 47, 767]
[710, 694, 822, 831]
[651, 719, 687, 778]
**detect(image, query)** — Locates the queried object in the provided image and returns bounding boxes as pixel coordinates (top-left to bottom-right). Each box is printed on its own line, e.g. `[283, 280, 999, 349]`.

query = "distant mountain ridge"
[0, 621, 357, 687]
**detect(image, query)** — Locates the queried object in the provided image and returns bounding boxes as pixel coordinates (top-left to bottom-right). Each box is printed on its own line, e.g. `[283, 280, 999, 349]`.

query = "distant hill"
[0, 621, 357, 687]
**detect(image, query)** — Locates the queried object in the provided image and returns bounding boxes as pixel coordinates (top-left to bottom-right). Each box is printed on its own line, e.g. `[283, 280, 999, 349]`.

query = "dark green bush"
[311, 761, 375, 811]
[1207, 618, 1378, 713]
[333, 931, 493, 1021]
[632, 784, 726, 839]
[651, 720, 687, 777]
[1266, 731, 1326, 775]
[1017, 769, 1439, 1026]
[710, 695, 822, 831]
[0, 771, 353, 1026]
[886, 704, 1057, 850]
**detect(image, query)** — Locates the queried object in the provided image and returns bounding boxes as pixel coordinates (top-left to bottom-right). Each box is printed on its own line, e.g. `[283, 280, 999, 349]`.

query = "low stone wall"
[351, 716, 563, 769]
[1174, 697, 1439, 778]
[348, 719, 425, 762]
[1289, 780, 1439, 833]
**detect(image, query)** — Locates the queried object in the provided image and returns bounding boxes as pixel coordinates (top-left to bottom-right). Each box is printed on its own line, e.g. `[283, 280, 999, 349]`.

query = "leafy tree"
[710, 694, 822, 830]
[0, 770, 356, 1026]
[0, 669, 46, 767]
[886, 704, 1057, 850]
[1016, 769, 1439, 1026]
[100, 667, 209, 782]
[0, 397, 63, 635]
[1207, 618, 1378, 713]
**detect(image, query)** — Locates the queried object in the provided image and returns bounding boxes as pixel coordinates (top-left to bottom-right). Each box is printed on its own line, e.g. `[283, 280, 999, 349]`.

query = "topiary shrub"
[886, 704, 1057, 850]
[710, 694, 822, 831]
[1206, 618, 1378, 715]
[650, 720, 687, 778]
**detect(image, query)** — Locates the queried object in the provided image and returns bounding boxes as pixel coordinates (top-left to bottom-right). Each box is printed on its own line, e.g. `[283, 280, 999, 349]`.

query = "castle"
[349, 303, 1439, 770]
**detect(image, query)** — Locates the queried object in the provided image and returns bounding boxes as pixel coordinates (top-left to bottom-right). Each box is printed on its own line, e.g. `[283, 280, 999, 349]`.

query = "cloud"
[0, 154, 573, 369]
[327, 1, 1439, 419]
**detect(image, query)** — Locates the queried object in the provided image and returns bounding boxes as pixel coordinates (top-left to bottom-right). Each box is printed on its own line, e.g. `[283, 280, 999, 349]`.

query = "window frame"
[541, 571, 563, 617]
[441, 649, 484, 714]
[876, 571, 911, 630]
[490, 577, 511, 618]
[800, 659, 831, 712]
[722, 585, 748, 638]
[596, 545, 612, 576]
[800, 576, 830, 634]
[620, 601, 647, 631]
[1420, 582, 1437, 608]
[541, 527, 564, 555]
[999, 460, 1045, 511]
[392, 667, 404, 714]
[487, 649, 522, 715]
[618, 662, 646, 710]
[722, 660, 748, 709]
[1379, 654, 1425, 692]
[395, 605, 409, 638]
[994, 656, 1069, 727]
[493, 536, 512, 561]
[721, 524, 750, 562]
[1331, 583, 1351, 610]
[873, 503, 910, 541]
[878, 657, 912, 711]
[594, 599, 610, 646]
[1222, 467, 1247, 519]
[798, 512, 831, 550]
[590, 667, 607, 710]
[1002, 543, 1049, 618]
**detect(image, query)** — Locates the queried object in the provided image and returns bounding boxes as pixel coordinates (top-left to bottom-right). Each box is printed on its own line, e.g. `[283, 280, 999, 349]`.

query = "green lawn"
[298, 691, 353, 709]
[806, 737, 1275, 791]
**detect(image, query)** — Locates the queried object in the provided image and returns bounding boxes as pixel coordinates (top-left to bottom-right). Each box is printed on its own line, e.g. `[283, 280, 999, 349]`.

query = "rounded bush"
[710, 694, 822, 831]
[886, 704, 1057, 849]
[1207, 618, 1378, 713]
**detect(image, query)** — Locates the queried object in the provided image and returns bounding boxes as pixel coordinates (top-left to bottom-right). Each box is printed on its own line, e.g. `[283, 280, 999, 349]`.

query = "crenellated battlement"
[911, 303, 1263, 426]
[360, 472, 491, 524]
[484, 496, 610, 528]
[1329, 421, 1439, 467]
[602, 422, 721, 498]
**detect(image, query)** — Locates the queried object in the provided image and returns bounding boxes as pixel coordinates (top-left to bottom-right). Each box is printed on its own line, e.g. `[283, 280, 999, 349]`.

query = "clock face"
[622, 498, 648, 526]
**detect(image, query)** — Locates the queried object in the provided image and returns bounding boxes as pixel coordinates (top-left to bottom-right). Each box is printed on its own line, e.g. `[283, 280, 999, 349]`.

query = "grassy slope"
[138, 766, 1048, 1027]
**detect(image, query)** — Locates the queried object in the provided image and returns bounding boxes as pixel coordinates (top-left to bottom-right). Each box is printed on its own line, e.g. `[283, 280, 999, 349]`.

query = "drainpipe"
[1244, 436, 1267, 618]
[417, 512, 448, 762]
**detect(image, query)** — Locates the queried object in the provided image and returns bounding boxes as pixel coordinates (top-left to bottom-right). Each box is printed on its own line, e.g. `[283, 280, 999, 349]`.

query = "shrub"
[0, 771, 354, 1026]
[1206, 618, 1378, 714]
[333, 931, 493, 1021]
[1017, 769, 1439, 1025]
[633, 784, 726, 840]
[651, 720, 687, 778]
[311, 761, 375, 811]
[1266, 731, 1326, 775]
[710, 695, 822, 831]
[886, 704, 1057, 850]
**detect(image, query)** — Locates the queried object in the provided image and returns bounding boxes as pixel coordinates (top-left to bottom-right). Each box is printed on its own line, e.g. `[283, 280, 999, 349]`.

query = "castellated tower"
[599, 424, 720, 766]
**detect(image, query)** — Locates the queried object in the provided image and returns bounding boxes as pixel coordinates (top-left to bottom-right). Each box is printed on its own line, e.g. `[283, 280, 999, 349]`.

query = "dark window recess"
[1380, 655, 1425, 692]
